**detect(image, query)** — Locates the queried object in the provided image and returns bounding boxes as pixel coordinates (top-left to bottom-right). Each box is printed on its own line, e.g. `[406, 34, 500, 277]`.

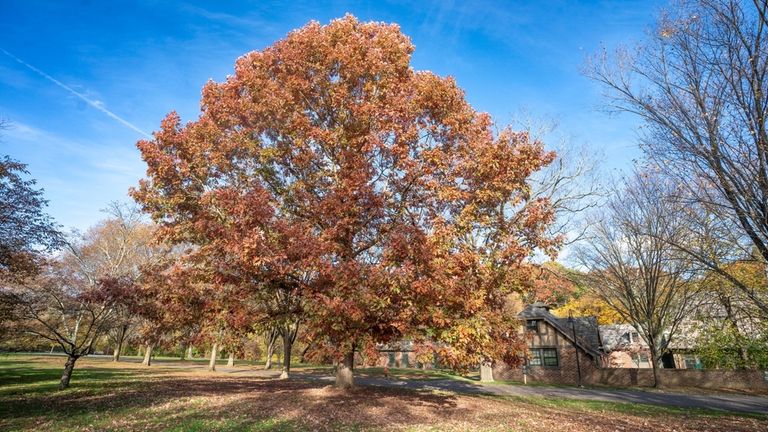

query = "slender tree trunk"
[723, 300, 749, 368]
[300, 344, 311, 364]
[264, 330, 278, 369]
[650, 354, 660, 388]
[227, 352, 235, 367]
[335, 350, 355, 389]
[264, 344, 274, 370]
[208, 342, 218, 371]
[142, 343, 153, 367]
[280, 334, 293, 379]
[187, 345, 193, 359]
[59, 355, 78, 389]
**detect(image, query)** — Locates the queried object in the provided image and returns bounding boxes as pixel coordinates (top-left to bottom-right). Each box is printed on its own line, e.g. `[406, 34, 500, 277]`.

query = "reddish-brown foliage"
[132, 15, 559, 377]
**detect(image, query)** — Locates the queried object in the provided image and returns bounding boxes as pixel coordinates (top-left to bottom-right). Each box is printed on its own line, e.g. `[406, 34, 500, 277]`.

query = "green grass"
[1, 354, 764, 431]
[0, 355, 348, 432]
[491, 394, 768, 420]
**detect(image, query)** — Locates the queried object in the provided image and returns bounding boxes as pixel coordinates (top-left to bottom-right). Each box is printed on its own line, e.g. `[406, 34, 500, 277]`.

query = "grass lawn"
[0, 355, 765, 432]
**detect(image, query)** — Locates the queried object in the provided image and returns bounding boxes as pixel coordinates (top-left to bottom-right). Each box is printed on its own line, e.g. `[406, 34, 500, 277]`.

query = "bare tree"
[513, 114, 605, 247]
[578, 172, 700, 386]
[587, 0, 768, 315]
[64, 202, 157, 361]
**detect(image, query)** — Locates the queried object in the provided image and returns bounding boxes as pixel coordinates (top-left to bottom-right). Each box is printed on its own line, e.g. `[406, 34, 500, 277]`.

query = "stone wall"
[493, 362, 768, 391]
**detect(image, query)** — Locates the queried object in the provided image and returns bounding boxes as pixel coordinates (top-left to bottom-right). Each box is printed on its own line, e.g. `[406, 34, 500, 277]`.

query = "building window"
[526, 320, 539, 332]
[621, 331, 642, 344]
[634, 353, 650, 367]
[529, 349, 542, 366]
[683, 355, 701, 370]
[529, 348, 558, 367]
[542, 348, 558, 367]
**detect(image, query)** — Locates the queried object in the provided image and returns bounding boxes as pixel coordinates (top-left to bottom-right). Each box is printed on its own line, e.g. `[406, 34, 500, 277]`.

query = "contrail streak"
[1, 48, 151, 138]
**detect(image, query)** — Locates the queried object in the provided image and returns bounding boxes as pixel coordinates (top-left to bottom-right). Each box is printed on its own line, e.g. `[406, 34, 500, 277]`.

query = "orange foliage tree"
[132, 15, 559, 388]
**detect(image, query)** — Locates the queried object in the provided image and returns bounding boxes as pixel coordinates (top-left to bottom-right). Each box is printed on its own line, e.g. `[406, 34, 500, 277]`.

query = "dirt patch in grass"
[1, 356, 766, 432]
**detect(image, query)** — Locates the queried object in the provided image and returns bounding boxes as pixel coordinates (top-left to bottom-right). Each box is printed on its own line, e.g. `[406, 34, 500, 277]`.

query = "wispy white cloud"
[2, 120, 145, 231]
[0, 48, 151, 138]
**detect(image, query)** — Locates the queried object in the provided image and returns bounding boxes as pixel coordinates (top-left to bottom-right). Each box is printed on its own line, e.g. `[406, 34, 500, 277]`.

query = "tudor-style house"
[493, 302, 604, 385]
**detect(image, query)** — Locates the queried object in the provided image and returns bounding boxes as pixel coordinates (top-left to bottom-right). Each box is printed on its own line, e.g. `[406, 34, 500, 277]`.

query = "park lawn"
[0, 355, 766, 432]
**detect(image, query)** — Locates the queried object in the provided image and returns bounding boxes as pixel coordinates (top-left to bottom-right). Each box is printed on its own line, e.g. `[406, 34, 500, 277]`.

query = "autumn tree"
[694, 261, 768, 369]
[132, 256, 202, 366]
[589, 0, 768, 316]
[0, 155, 61, 282]
[578, 172, 700, 386]
[133, 15, 558, 388]
[5, 262, 128, 388]
[2, 203, 159, 387]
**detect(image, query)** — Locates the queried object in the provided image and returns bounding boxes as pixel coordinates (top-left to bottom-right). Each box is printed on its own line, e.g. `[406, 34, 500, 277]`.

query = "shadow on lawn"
[0, 358, 467, 431]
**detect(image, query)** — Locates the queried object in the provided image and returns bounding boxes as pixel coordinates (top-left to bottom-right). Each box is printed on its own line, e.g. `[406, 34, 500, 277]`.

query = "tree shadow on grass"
[2, 371, 768, 432]
[0, 371, 466, 431]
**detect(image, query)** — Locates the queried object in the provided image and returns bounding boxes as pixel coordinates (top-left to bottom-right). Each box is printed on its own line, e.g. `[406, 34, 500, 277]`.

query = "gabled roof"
[518, 304, 602, 360]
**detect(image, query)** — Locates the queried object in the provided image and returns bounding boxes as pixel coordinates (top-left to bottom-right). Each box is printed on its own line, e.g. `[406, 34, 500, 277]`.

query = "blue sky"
[0, 0, 663, 232]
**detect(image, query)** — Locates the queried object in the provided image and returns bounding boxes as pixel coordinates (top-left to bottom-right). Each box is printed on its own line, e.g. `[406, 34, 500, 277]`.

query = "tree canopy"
[133, 15, 559, 388]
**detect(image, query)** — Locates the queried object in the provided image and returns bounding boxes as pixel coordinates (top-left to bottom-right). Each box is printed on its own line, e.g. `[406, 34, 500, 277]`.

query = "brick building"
[493, 302, 604, 385]
[600, 323, 704, 369]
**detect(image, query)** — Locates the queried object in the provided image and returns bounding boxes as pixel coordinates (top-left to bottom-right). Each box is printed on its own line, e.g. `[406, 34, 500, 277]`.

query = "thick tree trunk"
[142, 343, 153, 366]
[335, 350, 355, 389]
[227, 352, 235, 368]
[208, 342, 218, 371]
[480, 362, 494, 382]
[113, 324, 128, 362]
[59, 355, 78, 389]
[279, 334, 293, 379]
[113, 343, 121, 362]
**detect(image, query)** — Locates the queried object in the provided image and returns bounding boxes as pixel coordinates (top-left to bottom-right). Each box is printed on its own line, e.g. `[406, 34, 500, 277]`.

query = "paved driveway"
[329, 375, 768, 415]
[169, 360, 768, 416]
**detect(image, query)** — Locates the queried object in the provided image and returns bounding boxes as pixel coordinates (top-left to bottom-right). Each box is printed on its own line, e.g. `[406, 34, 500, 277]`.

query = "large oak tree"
[133, 15, 558, 388]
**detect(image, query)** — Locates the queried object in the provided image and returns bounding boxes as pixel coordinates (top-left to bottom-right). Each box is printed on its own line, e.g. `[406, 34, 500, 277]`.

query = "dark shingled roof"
[518, 304, 602, 360]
